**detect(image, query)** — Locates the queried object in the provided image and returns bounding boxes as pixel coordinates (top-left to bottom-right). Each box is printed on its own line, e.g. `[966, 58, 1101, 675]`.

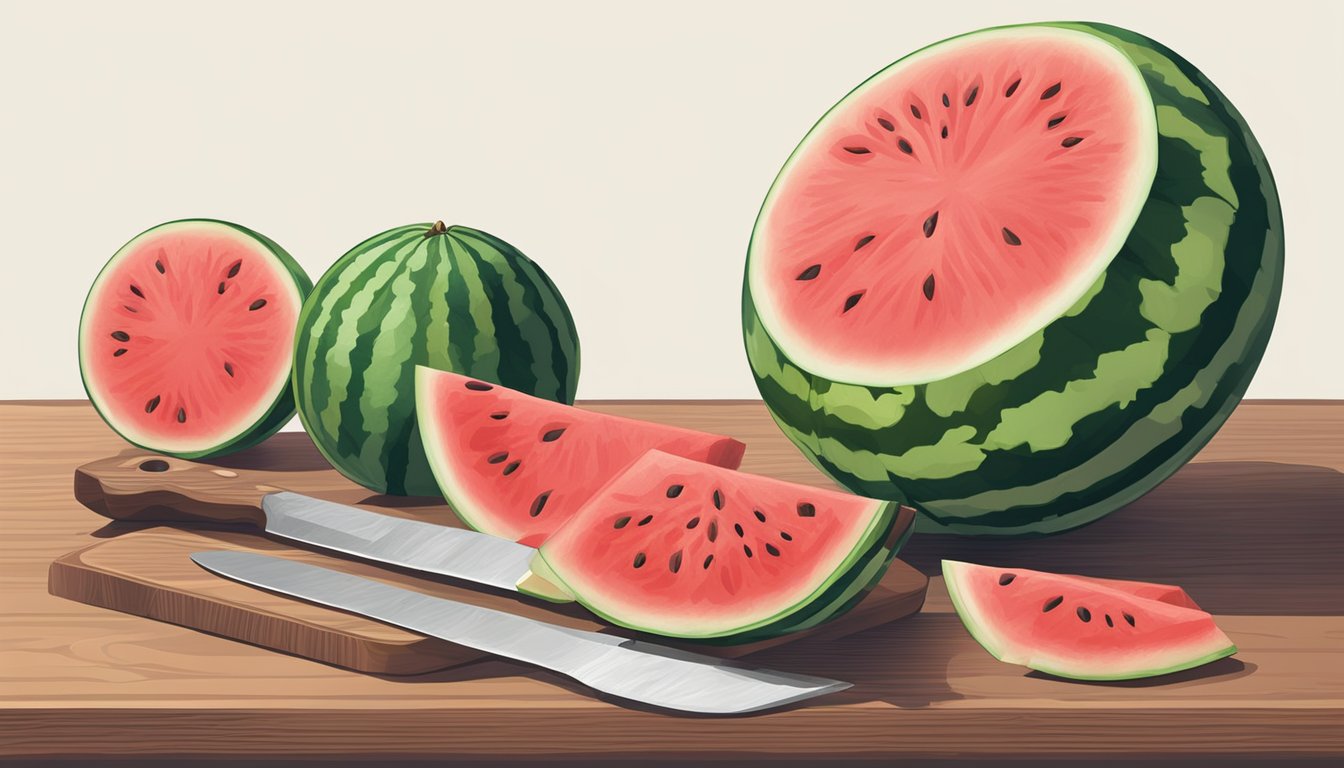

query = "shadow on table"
[898, 461, 1344, 615]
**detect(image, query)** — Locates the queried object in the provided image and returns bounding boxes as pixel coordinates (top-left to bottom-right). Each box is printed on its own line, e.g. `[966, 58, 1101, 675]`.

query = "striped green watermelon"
[294, 221, 579, 495]
[742, 23, 1283, 535]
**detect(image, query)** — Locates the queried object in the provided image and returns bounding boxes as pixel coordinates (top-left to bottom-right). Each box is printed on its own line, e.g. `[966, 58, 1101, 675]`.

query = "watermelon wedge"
[79, 219, 311, 458]
[523, 450, 915, 640]
[415, 366, 746, 545]
[942, 560, 1235, 680]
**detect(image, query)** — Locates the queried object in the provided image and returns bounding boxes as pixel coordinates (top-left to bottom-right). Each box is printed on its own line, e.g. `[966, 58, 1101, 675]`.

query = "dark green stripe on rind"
[292, 223, 581, 496]
[742, 24, 1283, 535]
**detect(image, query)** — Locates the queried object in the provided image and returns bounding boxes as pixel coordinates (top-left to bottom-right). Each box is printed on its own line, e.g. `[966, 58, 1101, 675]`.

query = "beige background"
[2, 0, 1338, 401]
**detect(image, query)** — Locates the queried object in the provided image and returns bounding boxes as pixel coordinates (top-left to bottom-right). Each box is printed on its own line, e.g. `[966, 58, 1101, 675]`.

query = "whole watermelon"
[294, 221, 580, 495]
[741, 23, 1283, 535]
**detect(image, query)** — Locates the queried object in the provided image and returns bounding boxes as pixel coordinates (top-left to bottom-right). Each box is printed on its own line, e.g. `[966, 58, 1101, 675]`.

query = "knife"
[191, 549, 851, 714]
[75, 451, 567, 596]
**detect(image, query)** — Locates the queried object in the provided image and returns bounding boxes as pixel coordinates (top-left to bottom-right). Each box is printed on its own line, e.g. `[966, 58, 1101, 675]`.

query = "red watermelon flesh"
[1066, 574, 1199, 611]
[416, 367, 746, 545]
[79, 220, 308, 458]
[531, 450, 904, 639]
[943, 560, 1234, 680]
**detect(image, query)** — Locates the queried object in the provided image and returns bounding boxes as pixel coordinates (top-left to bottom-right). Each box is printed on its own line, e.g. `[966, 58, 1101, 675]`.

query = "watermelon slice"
[78, 219, 311, 458]
[523, 450, 915, 640]
[415, 366, 746, 545]
[942, 560, 1235, 680]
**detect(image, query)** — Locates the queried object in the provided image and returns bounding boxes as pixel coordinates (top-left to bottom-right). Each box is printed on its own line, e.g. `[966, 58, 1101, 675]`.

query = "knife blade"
[191, 550, 851, 715]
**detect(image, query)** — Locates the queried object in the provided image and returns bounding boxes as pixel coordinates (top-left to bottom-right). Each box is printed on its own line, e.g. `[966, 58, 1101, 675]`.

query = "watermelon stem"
[426, 220, 448, 237]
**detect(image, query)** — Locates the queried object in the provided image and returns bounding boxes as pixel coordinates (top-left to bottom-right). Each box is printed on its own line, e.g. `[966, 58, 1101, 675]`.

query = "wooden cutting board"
[50, 523, 928, 676]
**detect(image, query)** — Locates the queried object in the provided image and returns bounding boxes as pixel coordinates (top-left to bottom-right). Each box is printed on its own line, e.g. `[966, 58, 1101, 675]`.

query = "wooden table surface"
[2, 400, 1341, 764]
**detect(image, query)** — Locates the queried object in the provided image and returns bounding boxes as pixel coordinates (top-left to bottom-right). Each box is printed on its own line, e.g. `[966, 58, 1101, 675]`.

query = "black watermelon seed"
[708, 521, 719, 542]
[743, 544, 753, 558]
[753, 509, 766, 523]
[1061, 136, 1084, 148]
[897, 138, 913, 155]
[703, 554, 714, 569]
[796, 264, 821, 281]
[111, 331, 130, 342]
[766, 543, 780, 556]
[842, 292, 864, 313]
[780, 531, 793, 541]
[923, 211, 939, 238]
[1105, 614, 1114, 628]
[1048, 114, 1066, 129]
[941, 92, 950, 108]
[964, 85, 978, 106]
[223, 362, 234, 377]
[669, 550, 683, 574]
[854, 235, 875, 251]
[217, 282, 226, 295]
[1002, 227, 1022, 246]
[145, 395, 160, 413]
[922, 274, 936, 301]
[910, 104, 922, 119]
[1041, 82, 1061, 99]
[176, 407, 186, 423]
[129, 284, 144, 298]
[940, 125, 949, 139]
[712, 489, 724, 509]
[686, 516, 700, 529]
[530, 490, 551, 517]
[633, 552, 646, 568]
[666, 484, 684, 498]
[1077, 606, 1092, 623]
[1005, 78, 1021, 97]
[843, 146, 871, 155]
[1123, 612, 1136, 627]
[487, 451, 508, 464]
[541, 428, 565, 442]
[465, 380, 493, 391]
[734, 523, 744, 538]
[877, 117, 895, 131]
[1042, 595, 1064, 612]
[155, 260, 165, 274]
[637, 514, 653, 526]
[227, 260, 242, 278]
[123, 305, 138, 313]
[502, 460, 520, 476]
[797, 502, 816, 517]
[614, 516, 631, 529]
[490, 411, 509, 420]
[998, 573, 1016, 586]
[248, 299, 267, 311]
[113, 348, 127, 357]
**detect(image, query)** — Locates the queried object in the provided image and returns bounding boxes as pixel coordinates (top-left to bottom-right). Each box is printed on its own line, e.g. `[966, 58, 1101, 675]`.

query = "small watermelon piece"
[79, 219, 311, 458]
[524, 450, 914, 640]
[943, 560, 1235, 680]
[416, 367, 746, 545]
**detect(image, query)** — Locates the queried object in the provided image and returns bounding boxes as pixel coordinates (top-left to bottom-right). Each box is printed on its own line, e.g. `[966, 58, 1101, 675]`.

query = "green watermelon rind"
[742, 22, 1284, 536]
[535, 498, 904, 641]
[292, 223, 581, 496]
[78, 218, 313, 459]
[941, 560, 1237, 681]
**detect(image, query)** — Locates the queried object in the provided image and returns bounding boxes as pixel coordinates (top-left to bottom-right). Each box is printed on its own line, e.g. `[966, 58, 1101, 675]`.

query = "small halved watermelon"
[78, 219, 311, 458]
[524, 450, 914, 640]
[943, 560, 1235, 680]
[416, 366, 746, 545]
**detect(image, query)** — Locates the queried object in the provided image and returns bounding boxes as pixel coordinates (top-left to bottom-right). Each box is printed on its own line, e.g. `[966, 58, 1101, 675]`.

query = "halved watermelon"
[943, 560, 1235, 680]
[415, 366, 746, 545]
[79, 219, 311, 458]
[523, 450, 914, 640]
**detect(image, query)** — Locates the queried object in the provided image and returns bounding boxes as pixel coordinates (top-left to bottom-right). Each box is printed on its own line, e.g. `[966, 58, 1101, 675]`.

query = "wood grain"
[2, 400, 1342, 763]
[47, 526, 929, 672]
